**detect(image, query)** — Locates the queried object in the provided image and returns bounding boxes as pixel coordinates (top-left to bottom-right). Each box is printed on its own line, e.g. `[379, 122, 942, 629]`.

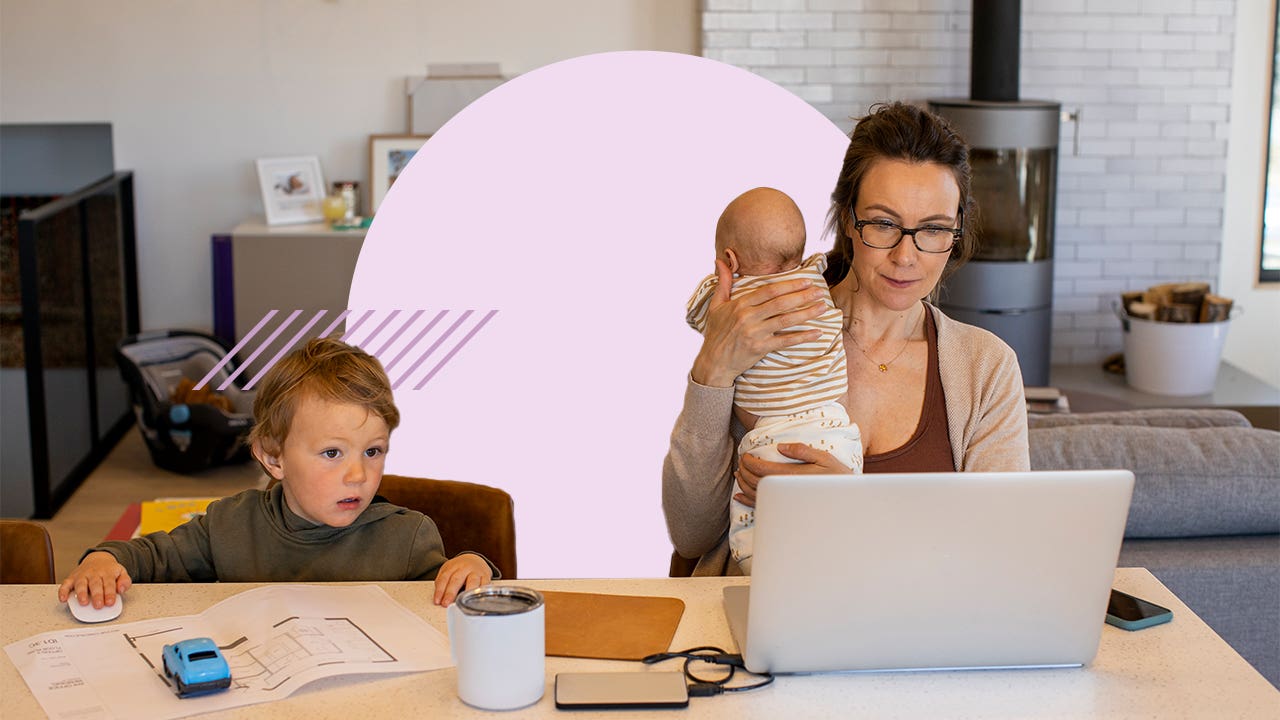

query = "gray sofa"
[1028, 408, 1280, 688]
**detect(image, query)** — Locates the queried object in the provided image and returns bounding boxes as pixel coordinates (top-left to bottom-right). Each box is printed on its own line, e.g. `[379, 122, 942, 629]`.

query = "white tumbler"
[447, 586, 546, 710]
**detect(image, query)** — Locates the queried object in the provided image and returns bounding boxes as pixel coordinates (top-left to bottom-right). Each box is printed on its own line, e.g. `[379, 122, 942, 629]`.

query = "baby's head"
[715, 187, 807, 276]
[248, 337, 400, 526]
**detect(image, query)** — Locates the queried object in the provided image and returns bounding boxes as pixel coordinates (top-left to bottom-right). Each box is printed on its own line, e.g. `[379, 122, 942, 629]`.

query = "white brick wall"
[701, 0, 1234, 365]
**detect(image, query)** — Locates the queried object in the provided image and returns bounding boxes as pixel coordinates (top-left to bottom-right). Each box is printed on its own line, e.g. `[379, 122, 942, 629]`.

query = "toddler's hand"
[432, 553, 493, 606]
[57, 551, 131, 608]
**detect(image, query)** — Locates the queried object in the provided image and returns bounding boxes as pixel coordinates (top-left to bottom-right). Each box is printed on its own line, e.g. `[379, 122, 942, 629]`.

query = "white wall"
[1220, 0, 1280, 387]
[0, 0, 699, 331]
[2, 0, 1272, 375]
[704, 0, 1277, 380]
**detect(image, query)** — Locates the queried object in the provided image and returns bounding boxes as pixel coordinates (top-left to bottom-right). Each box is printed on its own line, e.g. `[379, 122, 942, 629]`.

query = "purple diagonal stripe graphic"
[383, 310, 448, 373]
[356, 309, 401, 348]
[194, 310, 278, 390]
[318, 309, 352, 340]
[339, 309, 376, 342]
[391, 310, 473, 390]
[374, 308, 425, 357]
[217, 309, 303, 391]
[413, 309, 498, 390]
[242, 309, 329, 391]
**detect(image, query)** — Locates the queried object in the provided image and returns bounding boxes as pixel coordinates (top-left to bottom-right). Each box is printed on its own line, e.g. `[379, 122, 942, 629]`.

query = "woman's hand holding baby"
[432, 553, 494, 606]
[691, 258, 828, 388]
[57, 551, 131, 608]
[733, 444, 851, 508]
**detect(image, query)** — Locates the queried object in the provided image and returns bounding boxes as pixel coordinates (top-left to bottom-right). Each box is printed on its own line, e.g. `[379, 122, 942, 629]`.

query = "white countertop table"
[2, 569, 1276, 719]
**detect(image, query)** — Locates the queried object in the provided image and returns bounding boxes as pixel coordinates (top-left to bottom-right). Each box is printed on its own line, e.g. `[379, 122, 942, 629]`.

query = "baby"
[686, 187, 863, 574]
[58, 337, 495, 609]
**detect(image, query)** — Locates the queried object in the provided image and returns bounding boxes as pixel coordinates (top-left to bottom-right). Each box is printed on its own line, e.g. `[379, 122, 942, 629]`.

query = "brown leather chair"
[377, 475, 518, 580]
[0, 520, 56, 584]
[669, 550, 697, 578]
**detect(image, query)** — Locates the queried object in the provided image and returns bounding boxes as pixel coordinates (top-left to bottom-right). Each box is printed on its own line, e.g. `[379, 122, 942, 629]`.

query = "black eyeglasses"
[851, 209, 962, 254]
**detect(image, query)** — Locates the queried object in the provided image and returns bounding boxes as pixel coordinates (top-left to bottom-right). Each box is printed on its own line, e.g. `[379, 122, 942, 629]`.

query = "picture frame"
[255, 156, 326, 225]
[368, 134, 431, 214]
[405, 64, 504, 135]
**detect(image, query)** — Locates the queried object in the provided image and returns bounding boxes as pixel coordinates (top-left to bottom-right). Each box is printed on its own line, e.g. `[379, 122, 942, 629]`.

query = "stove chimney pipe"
[970, 0, 1020, 102]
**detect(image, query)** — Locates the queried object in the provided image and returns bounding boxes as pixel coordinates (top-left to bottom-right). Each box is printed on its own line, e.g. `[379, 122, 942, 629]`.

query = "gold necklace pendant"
[846, 306, 924, 374]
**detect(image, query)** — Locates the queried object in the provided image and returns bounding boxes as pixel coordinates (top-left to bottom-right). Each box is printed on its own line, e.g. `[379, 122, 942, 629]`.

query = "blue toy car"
[161, 637, 232, 698]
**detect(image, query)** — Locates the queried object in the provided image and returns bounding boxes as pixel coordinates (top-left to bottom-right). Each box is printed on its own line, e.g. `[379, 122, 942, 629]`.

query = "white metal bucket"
[1120, 314, 1230, 396]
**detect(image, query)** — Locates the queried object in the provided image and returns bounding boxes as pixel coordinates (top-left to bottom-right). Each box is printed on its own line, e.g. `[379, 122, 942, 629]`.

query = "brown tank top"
[863, 308, 956, 473]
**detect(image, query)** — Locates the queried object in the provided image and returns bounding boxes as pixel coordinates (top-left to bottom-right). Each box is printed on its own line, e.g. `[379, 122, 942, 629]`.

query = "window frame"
[1260, 6, 1280, 284]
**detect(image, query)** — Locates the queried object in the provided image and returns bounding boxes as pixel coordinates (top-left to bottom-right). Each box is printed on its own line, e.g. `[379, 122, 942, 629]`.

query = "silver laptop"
[723, 470, 1135, 674]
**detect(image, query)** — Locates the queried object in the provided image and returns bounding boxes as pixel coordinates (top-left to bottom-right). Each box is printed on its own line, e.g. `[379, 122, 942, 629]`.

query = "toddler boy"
[58, 337, 495, 608]
[686, 187, 863, 574]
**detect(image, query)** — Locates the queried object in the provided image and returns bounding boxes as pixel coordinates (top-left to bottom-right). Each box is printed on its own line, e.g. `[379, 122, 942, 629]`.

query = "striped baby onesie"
[686, 252, 862, 574]
[685, 253, 848, 416]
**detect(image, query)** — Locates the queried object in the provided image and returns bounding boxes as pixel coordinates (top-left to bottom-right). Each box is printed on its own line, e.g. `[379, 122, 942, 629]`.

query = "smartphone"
[1105, 588, 1173, 631]
[554, 671, 689, 710]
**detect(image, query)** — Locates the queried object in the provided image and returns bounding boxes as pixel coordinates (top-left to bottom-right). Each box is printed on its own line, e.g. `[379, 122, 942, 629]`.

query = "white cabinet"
[212, 219, 365, 382]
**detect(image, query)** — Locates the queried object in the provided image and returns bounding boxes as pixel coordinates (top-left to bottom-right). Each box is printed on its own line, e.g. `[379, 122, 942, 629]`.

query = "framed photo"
[369, 134, 431, 214]
[255, 156, 326, 225]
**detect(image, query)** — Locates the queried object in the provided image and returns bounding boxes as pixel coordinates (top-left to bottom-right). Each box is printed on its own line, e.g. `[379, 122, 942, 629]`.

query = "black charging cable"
[641, 645, 774, 696]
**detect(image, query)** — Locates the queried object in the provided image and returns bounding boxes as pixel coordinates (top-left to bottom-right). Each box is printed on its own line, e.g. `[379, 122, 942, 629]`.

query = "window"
[1262, 8, 1280, 283]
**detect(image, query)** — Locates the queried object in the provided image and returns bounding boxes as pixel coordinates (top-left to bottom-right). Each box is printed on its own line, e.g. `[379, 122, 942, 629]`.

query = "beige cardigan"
[661, 303, 1031, 576]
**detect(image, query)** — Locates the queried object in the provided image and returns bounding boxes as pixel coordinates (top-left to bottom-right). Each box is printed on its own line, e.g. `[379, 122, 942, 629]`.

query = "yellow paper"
[139, 498, 219, 535]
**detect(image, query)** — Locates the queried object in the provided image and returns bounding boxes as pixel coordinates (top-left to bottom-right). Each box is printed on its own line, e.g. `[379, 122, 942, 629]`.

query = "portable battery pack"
[554, 671, 689, 709]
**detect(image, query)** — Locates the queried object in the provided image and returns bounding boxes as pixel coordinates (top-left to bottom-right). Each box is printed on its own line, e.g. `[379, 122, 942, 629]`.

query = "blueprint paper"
[4, 585, 452, 720]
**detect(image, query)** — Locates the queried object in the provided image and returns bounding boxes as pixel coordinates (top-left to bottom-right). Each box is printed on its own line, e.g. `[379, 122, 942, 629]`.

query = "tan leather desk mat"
[542, 590, 685, 660]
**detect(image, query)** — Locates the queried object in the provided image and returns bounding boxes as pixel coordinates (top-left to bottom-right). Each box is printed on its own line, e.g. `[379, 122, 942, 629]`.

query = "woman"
[662, 102, 1030, 576]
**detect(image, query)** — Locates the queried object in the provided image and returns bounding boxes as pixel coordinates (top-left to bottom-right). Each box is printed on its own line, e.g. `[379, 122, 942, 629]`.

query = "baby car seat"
[116, 330, 255, 474]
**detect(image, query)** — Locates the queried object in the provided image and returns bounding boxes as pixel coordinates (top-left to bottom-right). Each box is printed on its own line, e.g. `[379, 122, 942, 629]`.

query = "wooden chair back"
[377, 475, 518, 580]
[0, 520, 55, 584]
[668, 549, 697, 578]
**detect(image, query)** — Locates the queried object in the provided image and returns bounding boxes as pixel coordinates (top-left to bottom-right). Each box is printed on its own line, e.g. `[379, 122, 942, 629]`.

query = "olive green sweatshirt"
[92, 483, 497, 582]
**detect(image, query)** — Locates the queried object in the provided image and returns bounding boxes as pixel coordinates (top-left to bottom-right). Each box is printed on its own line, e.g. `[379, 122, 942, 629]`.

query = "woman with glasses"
[663, 102, 1030, 576]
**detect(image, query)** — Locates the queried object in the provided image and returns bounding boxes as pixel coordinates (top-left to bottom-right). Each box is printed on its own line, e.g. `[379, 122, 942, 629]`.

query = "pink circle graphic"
[350, 51, 849, 578]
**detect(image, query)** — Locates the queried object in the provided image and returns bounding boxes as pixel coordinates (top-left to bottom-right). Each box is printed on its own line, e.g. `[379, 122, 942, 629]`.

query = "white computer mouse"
[67, 595, 123, 623]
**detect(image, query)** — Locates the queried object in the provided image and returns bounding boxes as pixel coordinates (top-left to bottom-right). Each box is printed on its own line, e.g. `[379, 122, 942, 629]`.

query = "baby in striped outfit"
[686, 187, 863, 574]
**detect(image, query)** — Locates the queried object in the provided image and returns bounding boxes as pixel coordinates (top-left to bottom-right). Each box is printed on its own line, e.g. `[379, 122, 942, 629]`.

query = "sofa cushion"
[1028, 408, 1253, 430]
[1029, 423, 1280, 538]
[1120, 535, 1280, 688]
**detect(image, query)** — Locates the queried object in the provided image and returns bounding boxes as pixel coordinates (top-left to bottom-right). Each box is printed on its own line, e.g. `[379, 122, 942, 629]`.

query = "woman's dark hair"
[823, 102, 977, 287]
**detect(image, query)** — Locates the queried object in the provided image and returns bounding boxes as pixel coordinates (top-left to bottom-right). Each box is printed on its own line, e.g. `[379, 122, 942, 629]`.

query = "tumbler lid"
[455, 586, 544, 616]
